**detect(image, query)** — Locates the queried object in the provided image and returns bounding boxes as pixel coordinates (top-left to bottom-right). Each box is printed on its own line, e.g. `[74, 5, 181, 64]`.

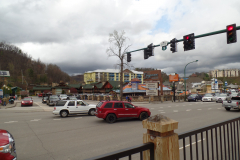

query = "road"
[0, 97, 239, 160]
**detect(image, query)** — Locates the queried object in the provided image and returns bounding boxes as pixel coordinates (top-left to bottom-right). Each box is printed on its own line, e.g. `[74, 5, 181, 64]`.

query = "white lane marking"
[4, 121, 18, 123]
[53, 119, 61, 120]
[208, 108, 212, 110]
[75, 117, 83, 119]
[197, 109, 202, 110]
[173, 110, 178, 112]
[160, 112, 165, 114]
[186, 109, 191, 111]
[179, 138, 206, 150]
[158, 110, 164, 111]
[30, 119, 41, 122]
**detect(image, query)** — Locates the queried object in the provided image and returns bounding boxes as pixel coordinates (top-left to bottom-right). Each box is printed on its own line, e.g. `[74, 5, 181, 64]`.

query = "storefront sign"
[169, 74, 179, 82]
[132, 83, 137, 90]
[0, 71, 10, 77]
[146, 90, 158, 96]
[146, 83, 158, 88]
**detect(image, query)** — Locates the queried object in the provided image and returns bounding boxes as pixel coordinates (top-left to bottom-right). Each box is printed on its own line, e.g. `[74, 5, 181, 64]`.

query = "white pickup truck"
[53, 100, 96, 117]
[222, 97, 240, 111]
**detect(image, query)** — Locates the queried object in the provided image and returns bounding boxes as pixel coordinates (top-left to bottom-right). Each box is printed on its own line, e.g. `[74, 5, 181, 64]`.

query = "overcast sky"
[1, 0, 240, 77]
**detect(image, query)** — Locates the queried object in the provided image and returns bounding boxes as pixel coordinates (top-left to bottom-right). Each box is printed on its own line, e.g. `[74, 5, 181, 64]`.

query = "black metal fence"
[178, 117, 240, 160]
[85, 142, 154, 160]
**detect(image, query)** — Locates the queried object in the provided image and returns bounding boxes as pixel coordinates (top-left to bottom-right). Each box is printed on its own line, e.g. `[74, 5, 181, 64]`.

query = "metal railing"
[85, 142, 154, 160]
[178, 117, 240, 160]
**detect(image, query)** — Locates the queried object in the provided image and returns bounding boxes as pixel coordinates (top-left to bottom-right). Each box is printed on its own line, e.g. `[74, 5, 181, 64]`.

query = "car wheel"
[216, 101, 218, 103]
[88, 109, 95, 116]
[60, 110, 69, 118]
[225, 108, 230, 111]
[188, 100, 190, 102]
[139, 112, 148, 121]
[106, 114, 116, 123]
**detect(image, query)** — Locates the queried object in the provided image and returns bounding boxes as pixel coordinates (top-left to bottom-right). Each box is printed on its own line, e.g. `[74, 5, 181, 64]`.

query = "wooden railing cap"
[142, 114, 178, 133]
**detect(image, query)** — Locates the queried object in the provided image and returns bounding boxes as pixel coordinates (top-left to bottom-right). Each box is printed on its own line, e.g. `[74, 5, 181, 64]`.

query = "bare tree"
[106, 30, 131, 101]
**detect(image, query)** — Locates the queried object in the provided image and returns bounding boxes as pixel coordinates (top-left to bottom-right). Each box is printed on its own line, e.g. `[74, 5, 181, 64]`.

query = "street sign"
[169, 74, 179, 82]
[146, 90, 158, 96]
[160, 41, 168, 47]
[162, 46, 167, 51]
[146, 83, 158, 88]
[0, 71, 10, 77]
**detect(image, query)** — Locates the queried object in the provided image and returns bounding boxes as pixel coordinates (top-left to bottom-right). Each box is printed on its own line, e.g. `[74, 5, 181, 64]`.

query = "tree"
[106, 30, 131, 101]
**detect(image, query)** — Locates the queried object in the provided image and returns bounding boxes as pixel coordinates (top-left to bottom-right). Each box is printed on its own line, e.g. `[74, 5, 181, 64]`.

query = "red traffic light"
[185, 36, 189, 40]
[227, 26, 233, 31]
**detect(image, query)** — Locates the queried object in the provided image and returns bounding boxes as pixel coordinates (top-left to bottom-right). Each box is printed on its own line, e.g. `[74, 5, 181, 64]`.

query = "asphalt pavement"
[0, 96, 239, 160]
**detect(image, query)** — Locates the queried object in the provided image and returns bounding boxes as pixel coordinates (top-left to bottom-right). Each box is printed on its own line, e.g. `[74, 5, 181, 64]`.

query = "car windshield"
[219, 93, 227, 96]
[190, 94, 197, 97]
[61, 95, 67, 97]
[69, 97, 77, 100]
[23, 98, 32, 100]
[204, 93, 212, 96]
[50, 98, 59, 100]
[44, 97, 48, 99]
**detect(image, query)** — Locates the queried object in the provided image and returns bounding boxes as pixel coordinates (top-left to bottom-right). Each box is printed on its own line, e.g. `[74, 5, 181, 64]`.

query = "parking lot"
[0, 96, 239, 160]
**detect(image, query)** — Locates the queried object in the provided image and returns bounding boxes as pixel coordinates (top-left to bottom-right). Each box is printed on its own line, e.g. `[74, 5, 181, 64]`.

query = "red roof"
[130, 78, 141, 82]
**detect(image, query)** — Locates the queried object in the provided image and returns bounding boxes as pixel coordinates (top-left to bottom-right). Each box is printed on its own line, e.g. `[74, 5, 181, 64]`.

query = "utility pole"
[21, 70, 23, 84]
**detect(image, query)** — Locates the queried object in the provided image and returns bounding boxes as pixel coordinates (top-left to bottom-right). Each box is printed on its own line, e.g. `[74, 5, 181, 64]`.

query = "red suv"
[95, 101, 151, 123]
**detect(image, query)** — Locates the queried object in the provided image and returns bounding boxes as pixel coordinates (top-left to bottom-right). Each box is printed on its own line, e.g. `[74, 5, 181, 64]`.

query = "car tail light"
[237, 102, 239, 106]
[54, 107, 56, 110]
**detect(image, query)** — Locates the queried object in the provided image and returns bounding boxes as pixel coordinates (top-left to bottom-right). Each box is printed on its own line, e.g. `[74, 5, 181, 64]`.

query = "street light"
[184, 60, 198, 101]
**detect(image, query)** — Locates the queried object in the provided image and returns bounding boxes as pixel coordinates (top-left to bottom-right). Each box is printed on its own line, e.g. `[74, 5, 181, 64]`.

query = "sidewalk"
[0, 101, 20, 109]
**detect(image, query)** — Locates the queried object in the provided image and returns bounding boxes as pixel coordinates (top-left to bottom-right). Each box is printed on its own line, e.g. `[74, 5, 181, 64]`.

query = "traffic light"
[183, 33, 195, 51]
[170, 38, 177, 53]
[127, 53, 131, 62]
[143, 43, 154, 60]
[226, 24, 237, 44]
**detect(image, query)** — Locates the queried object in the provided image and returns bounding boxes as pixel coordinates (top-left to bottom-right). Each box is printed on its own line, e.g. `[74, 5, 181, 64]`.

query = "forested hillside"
[0, 42, 70, 88]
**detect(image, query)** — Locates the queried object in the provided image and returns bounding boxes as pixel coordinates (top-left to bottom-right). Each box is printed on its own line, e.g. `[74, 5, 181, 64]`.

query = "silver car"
[215, 93, 231, 103]
[202, 93, 215, 102]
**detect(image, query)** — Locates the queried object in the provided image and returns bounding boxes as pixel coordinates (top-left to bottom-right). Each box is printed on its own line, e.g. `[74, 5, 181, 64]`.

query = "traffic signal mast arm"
[126, 25, 240, 53]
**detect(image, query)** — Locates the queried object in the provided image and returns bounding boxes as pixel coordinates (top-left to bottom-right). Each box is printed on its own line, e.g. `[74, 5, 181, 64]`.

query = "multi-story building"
[209, 69, 239, 78]
[84, 69, 143, 84]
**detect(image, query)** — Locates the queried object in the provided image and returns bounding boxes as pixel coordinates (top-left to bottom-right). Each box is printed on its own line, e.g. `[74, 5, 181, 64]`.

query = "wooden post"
[142, 114, 179, 160]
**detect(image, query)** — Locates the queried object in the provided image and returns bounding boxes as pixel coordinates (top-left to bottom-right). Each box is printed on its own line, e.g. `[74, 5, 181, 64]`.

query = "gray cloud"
[0, 0, 240, 77]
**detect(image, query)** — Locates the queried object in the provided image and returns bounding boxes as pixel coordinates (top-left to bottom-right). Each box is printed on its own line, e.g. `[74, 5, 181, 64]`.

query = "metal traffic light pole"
[126, 25, 240, 53]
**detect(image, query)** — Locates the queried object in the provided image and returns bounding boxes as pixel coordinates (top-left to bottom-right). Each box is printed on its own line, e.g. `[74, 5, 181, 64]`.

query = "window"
[68, 101, 75, 106]
[56, 101, 67, 106]
[124, 103, 134, 108]
[104, 103, 113, 108]
[77, 101, 84, 106]
[114, 103, 123, 108]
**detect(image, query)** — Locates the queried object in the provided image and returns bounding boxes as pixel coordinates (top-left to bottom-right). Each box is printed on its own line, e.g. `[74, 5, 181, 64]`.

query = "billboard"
[169, 74, 179, 82]
[146, 83, 158, 88]
[146, 90, 158, 96]
[211, 79, 218, 90]
[0, 71, 10, 77]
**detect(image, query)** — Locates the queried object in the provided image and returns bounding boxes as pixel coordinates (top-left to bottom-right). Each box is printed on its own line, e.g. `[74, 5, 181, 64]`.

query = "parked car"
[48, 97, 60, 106]
[59, 94, 68, 100]
[187, 94, 202, 102]
[215, 93, 231, 103]
[21, 97, 33, 106]
[42, 96, 48, 103]
[47, 95, 59, 105]
[66, 96, 77, 100]
[95, 101, 151, 123]
[230, 92, 239, 98]
[53, 100, 97, 117]
[202, 93, 215, 102]
[38, 93, 43, 97]
[0, 129, 17, 160]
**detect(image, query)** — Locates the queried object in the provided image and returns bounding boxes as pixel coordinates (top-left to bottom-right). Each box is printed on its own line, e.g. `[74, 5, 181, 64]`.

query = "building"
[209, 69, 239, 78]
[84, 69, 143, 84]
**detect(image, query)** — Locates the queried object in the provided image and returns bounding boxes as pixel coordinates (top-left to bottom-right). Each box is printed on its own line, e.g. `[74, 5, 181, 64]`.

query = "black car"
[42, 96, 48, 103]
[187, 94, 202, 102]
